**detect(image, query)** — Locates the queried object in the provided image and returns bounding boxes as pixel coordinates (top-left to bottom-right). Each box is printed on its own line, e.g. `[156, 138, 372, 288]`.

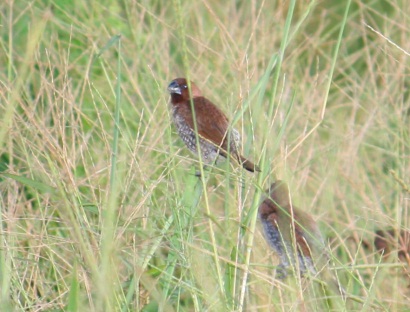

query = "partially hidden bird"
[259, 180, 344, 296]
[374, 229, 410, 262]
[167, 78, 260, 173]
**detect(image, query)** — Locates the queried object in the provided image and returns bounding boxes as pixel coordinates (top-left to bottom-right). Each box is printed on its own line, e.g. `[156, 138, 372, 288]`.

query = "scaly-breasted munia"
[259, 181, 346, 301]
[374, 229, 410, 262]
[259, 180, 326, 279]
[167, 78, 260, 172]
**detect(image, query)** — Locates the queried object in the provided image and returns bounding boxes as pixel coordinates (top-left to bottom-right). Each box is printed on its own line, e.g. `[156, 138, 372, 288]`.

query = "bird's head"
[267, 180, 291, 207]
[167, 78, 202, 103]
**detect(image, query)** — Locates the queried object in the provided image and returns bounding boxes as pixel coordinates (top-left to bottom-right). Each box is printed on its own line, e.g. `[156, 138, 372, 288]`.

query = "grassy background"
[1, 0, 409, 311]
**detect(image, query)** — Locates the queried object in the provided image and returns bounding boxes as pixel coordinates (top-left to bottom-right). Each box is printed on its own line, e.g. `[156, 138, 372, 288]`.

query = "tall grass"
[0, 0, 409, 311]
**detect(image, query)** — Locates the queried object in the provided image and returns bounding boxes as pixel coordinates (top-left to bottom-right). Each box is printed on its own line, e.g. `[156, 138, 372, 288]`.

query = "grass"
[1, 0, 409, 311]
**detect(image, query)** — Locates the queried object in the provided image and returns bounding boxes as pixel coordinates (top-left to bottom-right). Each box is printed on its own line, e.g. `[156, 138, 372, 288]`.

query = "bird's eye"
[183, 85, 188, 89]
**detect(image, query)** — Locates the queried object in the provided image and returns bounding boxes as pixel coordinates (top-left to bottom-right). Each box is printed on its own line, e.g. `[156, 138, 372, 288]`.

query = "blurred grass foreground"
[0, 0, 409, 311]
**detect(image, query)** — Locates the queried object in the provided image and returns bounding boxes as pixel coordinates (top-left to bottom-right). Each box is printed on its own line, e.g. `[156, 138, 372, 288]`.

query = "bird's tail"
[320, 268, 346, 299]
[239, 155, 261, 172]
[312, 252, 346, 298]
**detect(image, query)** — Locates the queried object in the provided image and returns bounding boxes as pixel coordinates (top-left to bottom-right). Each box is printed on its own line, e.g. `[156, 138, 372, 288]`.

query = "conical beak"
[167, 80, 181, 95]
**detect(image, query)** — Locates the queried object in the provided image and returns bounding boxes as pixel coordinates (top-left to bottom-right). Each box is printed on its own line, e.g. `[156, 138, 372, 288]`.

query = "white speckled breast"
[260, 217, 317, 278]
[171, 107, 241, 164]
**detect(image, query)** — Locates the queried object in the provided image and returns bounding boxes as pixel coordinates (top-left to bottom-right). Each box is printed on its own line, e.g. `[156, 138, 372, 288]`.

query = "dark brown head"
[167, 78, 202, 104]
[267, 180, 291, 207]
[259, 180, 290, 220]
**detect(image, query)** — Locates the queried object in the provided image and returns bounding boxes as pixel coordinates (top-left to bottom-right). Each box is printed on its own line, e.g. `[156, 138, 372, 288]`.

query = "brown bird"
[259, 180, 325, 278]
[374, 229, 410, 263]
[259, 180, 344, 298]
[167, 78, 260, 172]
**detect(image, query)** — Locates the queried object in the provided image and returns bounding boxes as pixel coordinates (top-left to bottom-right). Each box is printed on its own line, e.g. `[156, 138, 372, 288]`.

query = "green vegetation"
[1, 0, 409, 311]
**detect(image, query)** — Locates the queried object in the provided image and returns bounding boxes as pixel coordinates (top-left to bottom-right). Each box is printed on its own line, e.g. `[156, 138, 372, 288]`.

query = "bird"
[374, 229, 410, 262]
[258, 180, 344, 297]
[258, 180, 325, 278]
[167, 78, 260, 173]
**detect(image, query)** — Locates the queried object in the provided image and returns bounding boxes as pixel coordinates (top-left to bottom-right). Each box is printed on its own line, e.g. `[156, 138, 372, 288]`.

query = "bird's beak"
[167, 81, 181, 95]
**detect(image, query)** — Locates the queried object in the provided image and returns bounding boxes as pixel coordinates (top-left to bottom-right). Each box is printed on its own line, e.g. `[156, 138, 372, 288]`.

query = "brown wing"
[261, 182, 323, 259]
[181, 97, 232, 151]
